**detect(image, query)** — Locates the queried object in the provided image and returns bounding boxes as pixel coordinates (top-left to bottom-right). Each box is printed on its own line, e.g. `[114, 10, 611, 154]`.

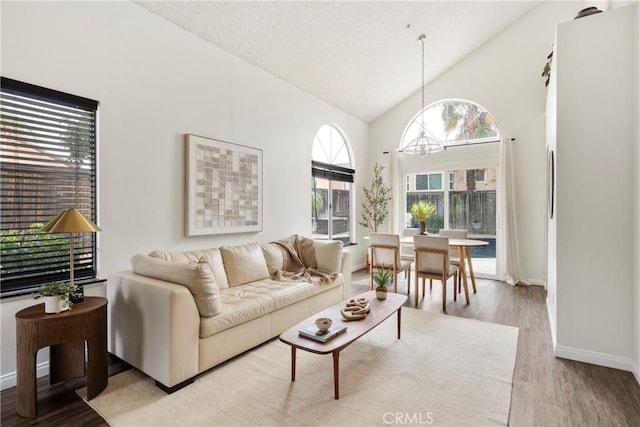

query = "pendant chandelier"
[402, 34, 444, 155]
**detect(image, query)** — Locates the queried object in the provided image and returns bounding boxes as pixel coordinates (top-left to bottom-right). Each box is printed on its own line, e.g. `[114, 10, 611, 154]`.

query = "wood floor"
[2, 270, 640, 426]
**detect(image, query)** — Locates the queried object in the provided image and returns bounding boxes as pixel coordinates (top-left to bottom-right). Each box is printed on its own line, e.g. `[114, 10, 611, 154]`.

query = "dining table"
[398, 236, 488, 296]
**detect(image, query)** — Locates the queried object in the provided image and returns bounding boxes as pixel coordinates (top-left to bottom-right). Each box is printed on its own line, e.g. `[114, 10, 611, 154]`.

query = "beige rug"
[78, 308, 518, 426]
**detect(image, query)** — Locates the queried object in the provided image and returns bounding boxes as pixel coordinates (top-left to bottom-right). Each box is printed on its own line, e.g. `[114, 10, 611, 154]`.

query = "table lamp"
[40, 209, 102, 301]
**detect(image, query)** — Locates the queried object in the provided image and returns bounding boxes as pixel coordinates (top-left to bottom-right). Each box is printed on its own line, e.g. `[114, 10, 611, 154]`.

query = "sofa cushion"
[148, 248, 229, 290]
[199, 276, 344, 338]
[131, 254, 223, 317]
[261, 243, 284, 276]
[220, 243, 270, 286]
[314, 240, 343, 273]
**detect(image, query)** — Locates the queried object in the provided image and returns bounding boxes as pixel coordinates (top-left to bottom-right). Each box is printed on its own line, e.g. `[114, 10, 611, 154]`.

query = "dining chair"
[400, 228, 419, 262]
[369, 233, 411, 294]
[413, 235, 467, 312]
[438, 229, 467, 293]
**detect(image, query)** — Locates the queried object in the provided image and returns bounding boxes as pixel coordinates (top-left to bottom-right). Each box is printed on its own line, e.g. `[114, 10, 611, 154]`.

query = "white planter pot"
[44, 296, 68, 314]
[376, 289, 388, 300]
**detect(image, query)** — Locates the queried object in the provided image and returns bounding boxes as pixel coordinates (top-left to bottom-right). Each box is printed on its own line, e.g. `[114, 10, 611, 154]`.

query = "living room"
[1, 0, 639, 425]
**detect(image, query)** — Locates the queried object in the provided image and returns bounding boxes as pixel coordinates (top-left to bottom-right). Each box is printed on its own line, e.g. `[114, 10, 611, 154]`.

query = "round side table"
[15, 296, 108, 418]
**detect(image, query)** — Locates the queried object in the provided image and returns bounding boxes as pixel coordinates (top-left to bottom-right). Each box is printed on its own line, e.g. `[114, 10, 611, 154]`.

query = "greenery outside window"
[1, 78, 99, 297]
[400, 99, 500, 151]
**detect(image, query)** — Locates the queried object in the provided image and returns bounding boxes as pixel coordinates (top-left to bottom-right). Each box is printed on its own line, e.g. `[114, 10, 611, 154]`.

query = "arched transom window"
[312, 124, 351, 167]
[400, 99, 500, 151]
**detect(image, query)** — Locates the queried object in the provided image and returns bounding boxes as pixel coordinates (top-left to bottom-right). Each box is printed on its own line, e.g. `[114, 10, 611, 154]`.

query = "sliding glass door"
[405, 167, 497, 276]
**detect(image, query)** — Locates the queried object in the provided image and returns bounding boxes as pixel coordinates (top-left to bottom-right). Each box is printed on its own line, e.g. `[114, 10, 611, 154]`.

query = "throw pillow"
[131, 254, 223, 317]
[220, 243, 270, 286]
[148, 248, 229, 290]
[314, 239, 343, 273]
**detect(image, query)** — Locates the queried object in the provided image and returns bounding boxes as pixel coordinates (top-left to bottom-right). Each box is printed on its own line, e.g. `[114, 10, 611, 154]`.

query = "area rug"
[78, 308, 519, 426]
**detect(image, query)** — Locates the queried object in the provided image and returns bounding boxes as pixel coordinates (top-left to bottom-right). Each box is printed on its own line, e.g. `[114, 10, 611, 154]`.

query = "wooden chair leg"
[452, 276, 457, 302]
[414, 270, 419, 306]
[442, 280, 447, 313]
[429, 279, 433, 291]
[393, 268, 398, 294]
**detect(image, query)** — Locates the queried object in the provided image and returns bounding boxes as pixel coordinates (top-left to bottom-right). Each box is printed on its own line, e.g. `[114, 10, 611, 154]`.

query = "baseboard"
[0, 361, 49, 391]
[527, 277, 545, 286]
[352, 262, 366, 272]
[633, 360, 640, 386]
[554, 345, 634, 372]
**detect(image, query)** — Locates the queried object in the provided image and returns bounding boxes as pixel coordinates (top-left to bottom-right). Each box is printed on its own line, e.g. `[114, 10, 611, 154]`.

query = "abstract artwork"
[185, 134, 262, 236]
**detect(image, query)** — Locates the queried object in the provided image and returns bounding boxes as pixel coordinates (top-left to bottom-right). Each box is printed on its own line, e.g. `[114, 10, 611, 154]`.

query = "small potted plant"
[33, 282, 80, 313]
[411, 201, 436, 235]
[372, 267, 392, 300]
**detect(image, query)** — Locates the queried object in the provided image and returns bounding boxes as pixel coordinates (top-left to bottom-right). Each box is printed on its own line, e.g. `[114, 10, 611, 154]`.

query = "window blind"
[0, 77, 99, 296]
[311, 160, 355, 183]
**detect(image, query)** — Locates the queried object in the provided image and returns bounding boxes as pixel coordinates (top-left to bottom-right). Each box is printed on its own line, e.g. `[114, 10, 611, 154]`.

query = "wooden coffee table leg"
[397, 307, 402, 339]
[291, 347, 296, 381]
[333, 351, 340, 399]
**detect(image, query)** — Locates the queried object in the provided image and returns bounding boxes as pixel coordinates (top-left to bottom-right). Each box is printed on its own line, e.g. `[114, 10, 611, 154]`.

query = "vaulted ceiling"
[136, 1, 542, 123]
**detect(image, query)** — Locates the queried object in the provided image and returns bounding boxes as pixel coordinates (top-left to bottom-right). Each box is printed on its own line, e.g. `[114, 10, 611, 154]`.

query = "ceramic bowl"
[315, 317, 332, 332]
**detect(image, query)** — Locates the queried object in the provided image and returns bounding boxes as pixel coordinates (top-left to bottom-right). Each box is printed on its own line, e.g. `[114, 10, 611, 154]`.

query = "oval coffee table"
[279, 290, 407, 399]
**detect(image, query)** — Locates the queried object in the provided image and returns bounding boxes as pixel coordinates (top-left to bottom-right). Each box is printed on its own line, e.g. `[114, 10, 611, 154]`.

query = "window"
[311, 125, 353, 244]
[399, 99, 500, 277]
[415, 173, 442, 191]
[400, 99, 500, 151]
[1, 78, 99, 297]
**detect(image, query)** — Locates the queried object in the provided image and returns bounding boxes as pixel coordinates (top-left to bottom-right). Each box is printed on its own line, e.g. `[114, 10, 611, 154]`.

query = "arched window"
[312, 124, 351, 166]
[311, 125, 353, 244]
[400, 99, 500, 151]
[399, 100, 501, 277]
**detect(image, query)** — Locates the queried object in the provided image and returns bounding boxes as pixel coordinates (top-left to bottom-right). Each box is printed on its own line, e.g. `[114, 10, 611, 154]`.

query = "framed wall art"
[185, 134, 262, 236]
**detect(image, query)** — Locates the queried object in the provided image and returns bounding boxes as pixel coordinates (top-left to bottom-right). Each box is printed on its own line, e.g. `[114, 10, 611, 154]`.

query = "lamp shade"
[40, 209, 102, 233]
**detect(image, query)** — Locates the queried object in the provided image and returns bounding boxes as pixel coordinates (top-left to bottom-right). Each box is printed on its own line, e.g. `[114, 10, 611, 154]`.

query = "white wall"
[634, 0, 640, 384]
[368, 1, 579, 284]
[0, 1, 368, 388]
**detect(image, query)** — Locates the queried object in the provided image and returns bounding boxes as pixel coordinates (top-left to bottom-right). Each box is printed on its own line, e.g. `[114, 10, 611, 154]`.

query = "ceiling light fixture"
[402, 34, 444, 155]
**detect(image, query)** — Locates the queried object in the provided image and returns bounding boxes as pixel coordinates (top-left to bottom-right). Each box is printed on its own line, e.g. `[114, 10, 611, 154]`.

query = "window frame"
[311, 124, 354, 245]
[1, 77, 100, 298]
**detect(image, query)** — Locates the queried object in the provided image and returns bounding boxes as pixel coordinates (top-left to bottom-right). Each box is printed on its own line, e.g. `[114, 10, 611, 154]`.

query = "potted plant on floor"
[359, 163, 391, 233]
[33, 282, 80, 313]
[411, 200, 436, 235]
[372, 267, 392, 300]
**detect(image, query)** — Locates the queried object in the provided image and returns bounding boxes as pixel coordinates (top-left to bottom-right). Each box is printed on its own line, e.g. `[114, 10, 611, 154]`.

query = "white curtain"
[498, 137, 524, 286]
[389, 150, 399, 234]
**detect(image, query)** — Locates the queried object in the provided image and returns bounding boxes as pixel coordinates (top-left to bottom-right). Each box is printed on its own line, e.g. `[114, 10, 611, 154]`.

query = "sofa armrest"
[107, 271, 200, 388]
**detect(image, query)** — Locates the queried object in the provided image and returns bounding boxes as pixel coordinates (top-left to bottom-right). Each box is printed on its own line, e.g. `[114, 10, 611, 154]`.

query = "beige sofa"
[107, 239, 351, 392]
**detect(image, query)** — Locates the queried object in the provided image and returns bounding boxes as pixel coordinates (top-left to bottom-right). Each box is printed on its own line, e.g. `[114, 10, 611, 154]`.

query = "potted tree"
[411, 201, 436, 235]
[33, 282, 80, 313]
[372, 267, 392, 300]
[359, 163, 391, 233]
